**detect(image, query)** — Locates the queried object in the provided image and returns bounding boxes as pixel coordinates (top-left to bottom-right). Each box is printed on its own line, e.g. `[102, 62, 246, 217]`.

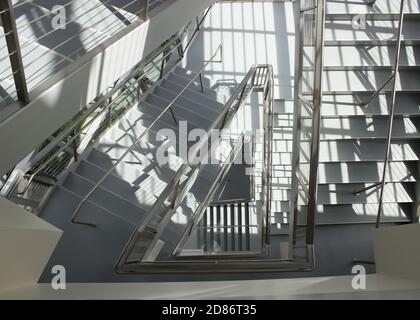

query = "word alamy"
[155, 121, 263, 166]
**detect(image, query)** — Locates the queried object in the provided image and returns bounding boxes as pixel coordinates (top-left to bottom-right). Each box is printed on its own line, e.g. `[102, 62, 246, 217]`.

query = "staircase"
[273, 0, 419, 244]
[38, 65, 230, 282]
[313, 0, 419, 225]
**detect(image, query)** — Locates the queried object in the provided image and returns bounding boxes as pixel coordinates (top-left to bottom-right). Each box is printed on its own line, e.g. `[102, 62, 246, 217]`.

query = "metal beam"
[0, 0, 29, 105]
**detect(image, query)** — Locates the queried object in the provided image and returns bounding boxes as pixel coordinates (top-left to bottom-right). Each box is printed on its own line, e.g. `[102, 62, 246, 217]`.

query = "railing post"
[376, 0, 405, 228]
[289, 0, 304, 252]
[139, 0, 149, 20]
[306, 0, 326, 245]
[0, 0, 29, 105]
[72, 129, 78, 162]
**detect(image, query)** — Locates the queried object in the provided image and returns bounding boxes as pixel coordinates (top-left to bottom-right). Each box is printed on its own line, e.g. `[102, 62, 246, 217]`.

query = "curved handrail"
[72, 44, 222, 226]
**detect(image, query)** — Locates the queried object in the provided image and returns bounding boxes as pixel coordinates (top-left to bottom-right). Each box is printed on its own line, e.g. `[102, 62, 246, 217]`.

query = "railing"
[352, 0, 406, 228]
[115, 64, 283, 273]
[0, 0, 174, 112]
[71, 43, 222, 226]
[290, 0, 325, 260]
[5, 5, 214, 213]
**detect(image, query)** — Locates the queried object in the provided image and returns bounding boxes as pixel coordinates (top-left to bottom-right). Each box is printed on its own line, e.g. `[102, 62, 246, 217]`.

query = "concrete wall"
[0, 197, 62, 291]
[373, 223, 420, 281]
[0, 0, 214, 176]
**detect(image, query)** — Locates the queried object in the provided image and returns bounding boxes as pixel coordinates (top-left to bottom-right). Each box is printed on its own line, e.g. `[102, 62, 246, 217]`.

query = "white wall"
[0, 0, 214, 176]
[373, 223, 420, 281]
[0, 197, 62, 291]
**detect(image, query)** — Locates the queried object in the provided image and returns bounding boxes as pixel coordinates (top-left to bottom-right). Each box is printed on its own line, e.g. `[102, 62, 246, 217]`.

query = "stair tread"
[62, 171, 147, 225]
[318, 93, 420, 116]
[317, 161, 418, 184]
[315, 182, 415, 204]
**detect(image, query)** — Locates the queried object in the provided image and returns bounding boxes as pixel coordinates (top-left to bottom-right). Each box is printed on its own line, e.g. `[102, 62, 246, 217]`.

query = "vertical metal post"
[306, 0, 326, 245]
[196, 16, 200, 32]
[203, 209, 208, 252]
[108, 96, 113, 128]
[139, 0, 149, 20]
[376, 0, 405, 228]
[230, 204, 235, 251]
[238, 203, 243, 251]
[216, 205, 221, 250]
[72, 129, 78, 162]
[199, 73, 204, 93]
[209, 206, 214, 251]
[289, 0, 304, 255]
[177, 37, 185, 59]
[0, 0, 29, 105]
[245, 202, 250, 251]
[223, 204, 228, 251]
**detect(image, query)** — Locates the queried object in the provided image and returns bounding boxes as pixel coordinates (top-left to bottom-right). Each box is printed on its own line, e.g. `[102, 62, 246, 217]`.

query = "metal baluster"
[238, 203, 243, 251]
[231, 204, 235, 251]
[223, 204, 228, 251]
[245, 202, 250, 251]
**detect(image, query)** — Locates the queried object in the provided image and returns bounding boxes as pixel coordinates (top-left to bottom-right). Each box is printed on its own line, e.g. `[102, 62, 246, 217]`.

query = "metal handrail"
[115, 64, 274, 270]
[172, 65, 273, 257]
[72, 44, 222, 226]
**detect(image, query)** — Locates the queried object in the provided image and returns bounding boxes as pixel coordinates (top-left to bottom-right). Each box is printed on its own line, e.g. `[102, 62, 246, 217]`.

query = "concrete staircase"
[37, 65, 230, 282]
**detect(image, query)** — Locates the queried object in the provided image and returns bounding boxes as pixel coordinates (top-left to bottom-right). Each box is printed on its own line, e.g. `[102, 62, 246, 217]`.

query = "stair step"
[154, 85, 224, 112]
[99, 126, 184, 173]
[321, 45, 420, 68]
[316, 140, 420, 162]
[312, 117, 420, 140]
[71, 160, 166, 210]
[318, 161, 418, 184]
[160, 78, 215, 104]
[325, 0, 420, 15]
[166, 72, 216, 96]
[319, 93, 420, 117]
[85, 148, 149, 184]
[62, 171, 147, 225]
[174, 66, 212, 87]
[320, 70, 420, 92]
[106, 115, 168, 147]
[271, 200, 291, 214]
[146, 93, 214, 128]
[324, 19, 420, 42]
[39, 185, 136, 282]
[297, 203, 412, 224]
[94, 141, 149, 169]
[314, 182, 415, 205]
